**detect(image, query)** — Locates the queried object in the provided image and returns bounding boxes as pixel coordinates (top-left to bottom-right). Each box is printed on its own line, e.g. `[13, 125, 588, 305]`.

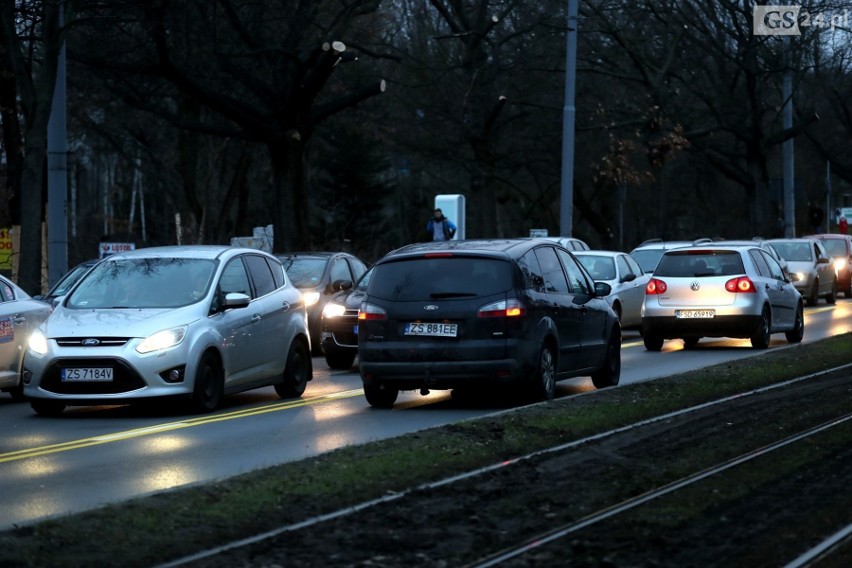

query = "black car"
[320, 267, 373, 369]
[33, 259, 100, 306]
[277, 252, 368, 354]
[357, 239, 621, 408]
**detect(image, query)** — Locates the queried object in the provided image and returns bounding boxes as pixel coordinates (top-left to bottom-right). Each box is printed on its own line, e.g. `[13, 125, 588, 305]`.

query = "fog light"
[23, 370, 32, 384]
[160, 366, 186, 383]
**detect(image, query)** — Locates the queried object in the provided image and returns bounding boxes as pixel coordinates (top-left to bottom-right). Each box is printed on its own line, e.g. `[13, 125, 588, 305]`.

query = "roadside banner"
[99, 242, 135, 259]
[0, 228, 12, 270]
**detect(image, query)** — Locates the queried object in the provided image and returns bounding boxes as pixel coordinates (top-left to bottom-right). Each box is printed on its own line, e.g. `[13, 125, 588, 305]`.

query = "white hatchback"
[23, 246, 312, 416]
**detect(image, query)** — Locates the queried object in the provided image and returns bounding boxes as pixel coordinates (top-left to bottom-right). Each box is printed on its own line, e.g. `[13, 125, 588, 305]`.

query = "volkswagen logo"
[81, 338, 100, 346]
[691, 282, 701, 291]
[423, 305, 439, 311]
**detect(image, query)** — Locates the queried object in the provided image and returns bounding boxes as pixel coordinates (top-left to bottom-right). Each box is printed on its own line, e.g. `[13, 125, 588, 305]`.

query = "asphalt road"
[0, 299, 850, 530]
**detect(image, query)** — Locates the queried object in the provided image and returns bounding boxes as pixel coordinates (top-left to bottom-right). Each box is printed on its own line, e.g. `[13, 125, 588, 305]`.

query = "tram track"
[168, 365, 852, 567]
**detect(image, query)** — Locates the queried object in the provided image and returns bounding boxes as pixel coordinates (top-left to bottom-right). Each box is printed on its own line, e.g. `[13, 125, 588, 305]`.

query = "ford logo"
[423, 305, 439, 311]
[691, 282, 701, 291]
[81, 338, 100, 346]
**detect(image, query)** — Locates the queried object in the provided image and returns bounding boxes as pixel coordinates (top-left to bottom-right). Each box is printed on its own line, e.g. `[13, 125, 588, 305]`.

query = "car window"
[814, 241, 828, 260]
[348, 258, 368, 280]
[557, 249, 591, 294]
[749, 250, 771, 278]
[534, 247, 570, 294]
[266, 257, 285, 289]
[330, 259, 352, 284]
[280, 257, 327, 288]
[655, 251, 744, 277]
[219, 258, 252, 297]
[625, 255, 643, 277]
[368, 257, 512, 301]
[630, 249, 664, 273]
[759, 250, 786, 281]
[820, 239, 848, 257]
[615, 255, 631, 279]
[518, 250, 545, 293]
[244, 255, 277, 297]
[576, 255, 616, 280]
[769, 241, 812, 262]
[355, 267, 373, 290]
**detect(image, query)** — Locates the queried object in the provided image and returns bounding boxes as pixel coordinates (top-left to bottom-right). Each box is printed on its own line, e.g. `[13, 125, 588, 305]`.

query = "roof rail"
[692, 238, 713, 245]
[638, 238, 663, 246]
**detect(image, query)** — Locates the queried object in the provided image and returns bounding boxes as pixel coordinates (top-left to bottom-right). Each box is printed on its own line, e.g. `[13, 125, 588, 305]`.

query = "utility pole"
[47, 3, 68, 287]
[782, 38, 795, 238]
[559, 0, 578, 237]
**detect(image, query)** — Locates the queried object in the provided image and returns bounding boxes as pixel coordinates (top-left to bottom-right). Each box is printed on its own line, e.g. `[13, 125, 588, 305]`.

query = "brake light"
[725, 277, 756, 293]
[478, 299, 526, 318]
[358, 302, 387, 320]
[646, 278, 667, 295]
[424, 252, 453, 258]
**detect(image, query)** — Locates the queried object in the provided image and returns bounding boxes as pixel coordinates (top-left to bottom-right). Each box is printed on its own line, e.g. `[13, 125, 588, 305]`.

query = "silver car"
[0, 275, 51, 400]
[767, 238, 837, 306]
[23, 246, 312, 416]
[641, 245, 803, 350]
[574, 250, 649, 329]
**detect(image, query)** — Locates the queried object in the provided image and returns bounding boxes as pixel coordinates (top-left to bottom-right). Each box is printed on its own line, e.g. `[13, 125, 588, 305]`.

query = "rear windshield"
[654, 250, 744, 277]
[369, 257, 512, 301]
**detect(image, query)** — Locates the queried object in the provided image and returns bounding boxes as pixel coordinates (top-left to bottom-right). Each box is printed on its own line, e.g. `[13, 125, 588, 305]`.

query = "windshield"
[66, 258, 217, 309]
[769, 242, 813, 262]
[280, 258, 327, 288]
[576, 255, 616, 280]
[356, 267, 373, 290]
[820, 239, 848, 258]
[48, 263, 95, 298]
[630, 250, 664, 273]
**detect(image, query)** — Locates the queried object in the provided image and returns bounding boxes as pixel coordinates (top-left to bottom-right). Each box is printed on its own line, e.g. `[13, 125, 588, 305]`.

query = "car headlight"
[136, 326, 187, 354]
[28, 330, 49, 355]
[835, 258, 847, 271]
[322, 302, 346, 318]
[792, 272, 805, 282]
[302, 291, 321, 307]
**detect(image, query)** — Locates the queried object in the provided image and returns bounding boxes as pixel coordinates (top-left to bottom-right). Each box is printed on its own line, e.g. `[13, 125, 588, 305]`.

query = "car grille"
[54, 337, 131, 347]
[39, 358, 146, 394]
[333, 331, 358, 347]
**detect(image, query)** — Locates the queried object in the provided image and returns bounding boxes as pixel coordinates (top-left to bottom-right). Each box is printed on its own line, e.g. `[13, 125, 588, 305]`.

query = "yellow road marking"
[0, 389, 364, 464]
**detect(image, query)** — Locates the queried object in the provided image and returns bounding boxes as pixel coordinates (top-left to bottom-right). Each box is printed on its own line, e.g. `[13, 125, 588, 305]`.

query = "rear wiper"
[430, 292, 478, 299]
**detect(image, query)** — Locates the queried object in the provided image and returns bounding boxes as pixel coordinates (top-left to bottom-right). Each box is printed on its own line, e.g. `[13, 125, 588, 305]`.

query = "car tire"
[276, 340, 310, 398]
[364, 383, 398, 408]
[785, 303, 804, 344]
[826, 279, 837, 305]
[591, 330, 621, 389]
[750, 307, 771, 349]
[31, 399, 66, 417]
[191, 352, 223, 413]
[643, 334, 664, 351]
[682, 337, 700, 349]
[529, 343, 556, 401]
[807, 280, 819, 306]
[324, 351, 356, 370]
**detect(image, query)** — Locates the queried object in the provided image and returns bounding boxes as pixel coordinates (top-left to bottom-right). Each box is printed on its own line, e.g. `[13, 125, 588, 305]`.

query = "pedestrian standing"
[840, 215, 849, 235]
[426, 208, 457, 241]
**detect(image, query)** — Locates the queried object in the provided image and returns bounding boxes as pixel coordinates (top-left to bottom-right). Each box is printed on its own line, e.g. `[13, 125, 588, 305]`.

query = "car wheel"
[31, 399, 66, 416]
[276, 340, 311, 398]
[682, 337, 701, 349]
[785, 303, 804, 344]
[364, 383, 398, 408]
[529, 343, 556, 401]
[191, 352, 223, 413]
[643, 334, 664, 351]
[324, 351, 356, 370]
[807, 280, 819, 306]
[750, 307, 771, 349]
[826, 279, 837, 305]
[591, 330, 621, 389]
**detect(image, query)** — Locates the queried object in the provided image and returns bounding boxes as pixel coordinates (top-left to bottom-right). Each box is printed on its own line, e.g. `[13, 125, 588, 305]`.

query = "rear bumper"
[359, 358, 527, 390]
[642, 314, 762, 339]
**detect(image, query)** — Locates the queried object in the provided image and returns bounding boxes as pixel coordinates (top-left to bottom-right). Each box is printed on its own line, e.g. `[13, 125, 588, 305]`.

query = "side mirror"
[620, 273, 637, 284]
[817, 257, 831, 265]
[223, 292, 251, 309]
[331, 279, 354, 292]
[594, 281, 612, 297]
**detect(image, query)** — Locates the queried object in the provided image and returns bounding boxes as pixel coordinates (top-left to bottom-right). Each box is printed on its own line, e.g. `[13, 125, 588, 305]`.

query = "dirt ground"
[189, 369, 852, 567]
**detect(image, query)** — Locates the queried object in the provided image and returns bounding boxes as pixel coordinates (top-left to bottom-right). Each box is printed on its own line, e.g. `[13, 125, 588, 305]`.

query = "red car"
[812, 234, 852, 298]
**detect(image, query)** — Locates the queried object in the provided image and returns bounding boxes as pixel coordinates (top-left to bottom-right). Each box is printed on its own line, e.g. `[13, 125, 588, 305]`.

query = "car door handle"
[282, 301, 291, 312]
[251, 314, 262, 324]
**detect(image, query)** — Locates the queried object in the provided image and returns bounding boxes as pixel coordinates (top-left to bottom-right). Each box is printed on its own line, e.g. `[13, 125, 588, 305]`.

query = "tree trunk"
[269, 135, 309, 253]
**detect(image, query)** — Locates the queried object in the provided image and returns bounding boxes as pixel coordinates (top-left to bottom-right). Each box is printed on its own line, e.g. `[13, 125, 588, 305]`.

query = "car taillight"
[478, 299, 526, 318]
[725, 277, 756, 293]
[646, 278, 667, 295]
[358, 302, 387, 320]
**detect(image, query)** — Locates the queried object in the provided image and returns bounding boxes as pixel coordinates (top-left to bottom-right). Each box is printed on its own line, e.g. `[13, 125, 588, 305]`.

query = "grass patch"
[2, 333, 850, 567]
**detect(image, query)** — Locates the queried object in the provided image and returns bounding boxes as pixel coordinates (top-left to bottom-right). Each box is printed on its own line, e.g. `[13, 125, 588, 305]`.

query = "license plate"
[676, 310, 715, 319]
[61, 367, 114, 382]
[404, 322, 458, 337]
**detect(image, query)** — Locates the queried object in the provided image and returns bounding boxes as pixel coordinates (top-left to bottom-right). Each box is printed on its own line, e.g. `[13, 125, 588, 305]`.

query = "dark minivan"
[357, 239, 622, 408]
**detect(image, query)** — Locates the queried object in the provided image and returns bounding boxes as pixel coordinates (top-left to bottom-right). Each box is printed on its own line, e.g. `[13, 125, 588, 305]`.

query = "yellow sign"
[0, 228, 12, 270]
